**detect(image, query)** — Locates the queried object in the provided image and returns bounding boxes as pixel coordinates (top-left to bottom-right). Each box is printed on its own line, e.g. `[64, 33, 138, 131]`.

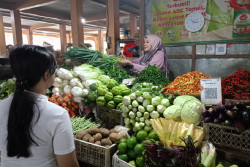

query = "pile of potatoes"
[75, 126, 121, 146]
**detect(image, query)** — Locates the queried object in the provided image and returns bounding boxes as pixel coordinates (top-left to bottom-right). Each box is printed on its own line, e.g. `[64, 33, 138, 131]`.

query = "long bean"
[70, 116, 100, 135]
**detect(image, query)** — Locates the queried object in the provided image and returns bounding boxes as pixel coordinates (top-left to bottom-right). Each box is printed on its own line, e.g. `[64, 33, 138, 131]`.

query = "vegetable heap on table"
[75, 126, 121, 146]
[133, 65, 169, 86]
[0, 78, 15, 101]
[70, 116, 100, 135]
[163, 95, 204, 125]
[151, 118, 204, 147]
[143, 136, 202, 167]
[162, 71, 211, 96]
[122, 90, 172, 133]
[202, 101, 249, 132]
[48, 93, 79, 117]
[62, 46, 103, 62]
[221, 69, 250, 100]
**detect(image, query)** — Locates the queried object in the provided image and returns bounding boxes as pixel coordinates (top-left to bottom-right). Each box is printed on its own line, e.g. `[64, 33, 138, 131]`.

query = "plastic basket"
[203, 123, 250, 153]
[112, 151, 134, 167]
[96, 106, 124, 129]
[75, 138, 117, 167]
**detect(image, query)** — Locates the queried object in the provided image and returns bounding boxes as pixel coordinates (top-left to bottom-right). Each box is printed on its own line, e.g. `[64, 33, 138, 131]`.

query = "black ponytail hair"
[7, 45, 57, 158]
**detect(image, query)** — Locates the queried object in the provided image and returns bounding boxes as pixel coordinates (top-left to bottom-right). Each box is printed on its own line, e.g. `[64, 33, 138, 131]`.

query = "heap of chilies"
[162, 71, 211, 96]
[222, 69, 250, 100]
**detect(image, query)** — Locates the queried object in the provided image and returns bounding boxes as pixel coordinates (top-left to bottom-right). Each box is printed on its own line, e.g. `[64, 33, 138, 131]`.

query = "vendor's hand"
[120, 59, 132, 65]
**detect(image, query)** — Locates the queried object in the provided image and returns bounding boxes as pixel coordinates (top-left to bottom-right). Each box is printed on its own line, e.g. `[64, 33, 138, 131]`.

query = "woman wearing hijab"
[120, 34, 169, 77]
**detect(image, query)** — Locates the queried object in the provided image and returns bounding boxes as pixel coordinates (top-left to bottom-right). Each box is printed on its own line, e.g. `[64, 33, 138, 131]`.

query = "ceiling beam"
[4, 23, 30, 29]
[30, 23, 57, 31]
[85, 12, 128, 23]
[15, 0, 59, 11]
[0, 2, 14, 10]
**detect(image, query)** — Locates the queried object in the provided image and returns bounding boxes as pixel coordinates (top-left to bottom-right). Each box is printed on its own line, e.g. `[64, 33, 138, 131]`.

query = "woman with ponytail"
[0, 45, 79, 167]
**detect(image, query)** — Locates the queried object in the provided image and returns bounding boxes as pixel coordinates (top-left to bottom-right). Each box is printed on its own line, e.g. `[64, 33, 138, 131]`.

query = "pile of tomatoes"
[48, 93, 79, 117]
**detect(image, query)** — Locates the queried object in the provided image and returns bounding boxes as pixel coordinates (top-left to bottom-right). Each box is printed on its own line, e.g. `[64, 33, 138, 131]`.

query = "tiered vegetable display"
[122, 91, 171, 132]
[0, 78, 15, 101]
[202, 101, 250, 132]
[163, 95, 204, 125]
[162, 71, 211, 96]
[221, 69, 250, 100]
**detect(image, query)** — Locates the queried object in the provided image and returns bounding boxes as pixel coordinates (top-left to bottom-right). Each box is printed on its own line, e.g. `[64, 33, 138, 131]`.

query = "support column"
[60, 24, 67, 53]
[0, 14, 6, 55]
[66, 33, 71, 43]
[70, 0, 83, 47]
[10, 10, 23, 46]
[129, 14, 137, 38]
[98, 29, 103, 53]
[26, 27, 33, 44]
[94, 37, 98, 50]
[139, 0, 145, 51]
[106, 0, 120, 55]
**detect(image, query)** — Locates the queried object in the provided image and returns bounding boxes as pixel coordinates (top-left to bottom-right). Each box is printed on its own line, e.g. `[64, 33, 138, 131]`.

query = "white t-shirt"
[0, 92, 75, 167]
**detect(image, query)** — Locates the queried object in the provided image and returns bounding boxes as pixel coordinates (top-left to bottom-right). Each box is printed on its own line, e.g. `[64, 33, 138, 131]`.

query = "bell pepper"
[114, 95, 123, 103]
[107, 100, 116, 109]
[107, 79, 118, 89]
[87, 91, 98, 101]
[111, 86, 122, 95]
[89, 83, 97, 91]
[105, 92, 113, 101]
[122, 88, 131, 95]
[97, 85, 108, 96]
[116, 103, 124, 110]
[96, 96, 106, 106]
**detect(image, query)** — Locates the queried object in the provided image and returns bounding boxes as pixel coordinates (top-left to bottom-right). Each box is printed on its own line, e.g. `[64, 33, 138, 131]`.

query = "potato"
[95, 141, 101, 145]
[87, 127, 100, 135]
[82, 134, 92, 142]
[101, 138, 112, 146]
[100, 128, 110, 137]
[93, 133, 102, 141]
[109, 133, 121, 143]
[109, 129, 118, 134]
[89, 137, 95, 143]
[76, 130, 88, 139]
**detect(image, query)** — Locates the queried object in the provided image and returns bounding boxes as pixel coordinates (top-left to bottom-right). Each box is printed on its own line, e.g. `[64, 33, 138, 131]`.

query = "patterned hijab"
[139, 35, 169, 77]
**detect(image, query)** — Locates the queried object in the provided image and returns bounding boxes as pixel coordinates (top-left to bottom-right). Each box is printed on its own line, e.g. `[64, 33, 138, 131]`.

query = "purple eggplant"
[226, 109, 237, 119]
[216, 104, 225, 112]
[203, 117, 212, 123]
[235, 101, 247, 111]
[214, 118, 222, 123]
[218, 113, 225, 121]
[201, 109, 209, 117]
[241, 110, 250, 126]
[208, 108, 215, 116]
[225, 101, 235, 110]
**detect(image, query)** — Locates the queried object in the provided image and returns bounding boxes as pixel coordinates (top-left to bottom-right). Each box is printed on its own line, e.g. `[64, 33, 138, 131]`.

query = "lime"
[136, 130, 148, 142]
[134, 143, 145, 156]
[136, 156, 145, 167]
[148, 131, 160, 141]
[127, 136, 137, 149]
[118, 154, 129, 162]
[118, 142, 128, 154]
[127, 149, 137, 159]
[129, 160, 136, 166]
[120, 138, 127, 143]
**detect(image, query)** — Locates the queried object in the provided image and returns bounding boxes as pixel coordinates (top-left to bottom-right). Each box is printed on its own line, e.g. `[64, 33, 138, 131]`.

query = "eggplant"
[214, 118, 222, 123]
[218, 113, 225, 121]
[208, 108, 215, 116]
[241, 110, 250, 127]
[224, 120, 231, 126]
[216, 104, 225, 112]
[203, 117, 212, 123]
[201, 109, 209, 117]
[226, 109, 237, 119]
[225, 101, 235, 110]
[235, 101, 247, 111]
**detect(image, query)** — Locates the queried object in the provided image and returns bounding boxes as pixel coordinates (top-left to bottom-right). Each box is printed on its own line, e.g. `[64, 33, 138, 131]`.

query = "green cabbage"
[163, 105, 182, 121]
[173, 95, 199, 108]
[181, 100, 204, 125]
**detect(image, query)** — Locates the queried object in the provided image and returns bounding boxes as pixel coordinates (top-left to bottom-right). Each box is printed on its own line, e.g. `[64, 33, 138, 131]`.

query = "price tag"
[200, 78, 222, 105]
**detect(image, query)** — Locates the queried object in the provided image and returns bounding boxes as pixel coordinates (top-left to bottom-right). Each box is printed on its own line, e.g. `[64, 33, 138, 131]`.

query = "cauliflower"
[57, 68, 73, 80]
[70, 78, 83, 88]
[63, 85, 72, 94]
[71, 86, 84, 97]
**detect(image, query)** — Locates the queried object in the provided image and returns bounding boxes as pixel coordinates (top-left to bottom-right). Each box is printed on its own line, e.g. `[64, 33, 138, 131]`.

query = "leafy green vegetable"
[0, 79, 15, 100]
[70, 116, 100, 135]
